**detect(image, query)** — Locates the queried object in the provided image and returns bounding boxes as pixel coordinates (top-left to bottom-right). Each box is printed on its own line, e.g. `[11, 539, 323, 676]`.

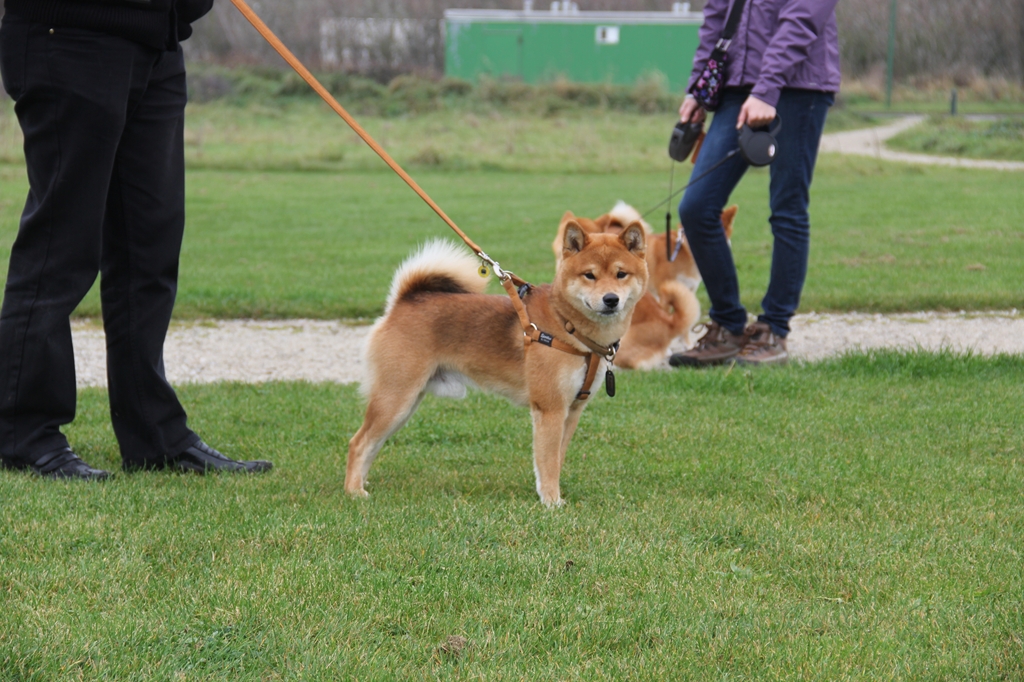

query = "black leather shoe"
[30, 448, 110, 481]
[170, 440, 273, 474]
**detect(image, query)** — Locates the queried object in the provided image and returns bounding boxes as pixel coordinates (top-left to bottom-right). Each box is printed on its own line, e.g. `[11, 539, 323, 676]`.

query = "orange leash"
[230, 0, 616, 398]
[228, 0, 498, 264]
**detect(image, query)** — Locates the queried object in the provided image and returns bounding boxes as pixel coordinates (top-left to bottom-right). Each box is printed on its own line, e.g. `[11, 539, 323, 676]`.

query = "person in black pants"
[0, 0, 272, 479]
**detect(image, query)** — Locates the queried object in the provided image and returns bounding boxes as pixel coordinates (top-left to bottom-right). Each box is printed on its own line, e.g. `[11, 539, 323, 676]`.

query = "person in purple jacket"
[0, 0, 273, 478]
[670, 0, 841, 367]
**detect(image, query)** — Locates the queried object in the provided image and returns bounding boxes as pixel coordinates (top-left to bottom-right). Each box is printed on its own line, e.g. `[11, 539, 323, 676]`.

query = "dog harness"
[499, 278, 618, 401]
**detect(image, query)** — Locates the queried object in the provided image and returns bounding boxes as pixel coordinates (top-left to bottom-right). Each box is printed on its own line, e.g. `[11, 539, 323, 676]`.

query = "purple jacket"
[687, 0, 841, 108]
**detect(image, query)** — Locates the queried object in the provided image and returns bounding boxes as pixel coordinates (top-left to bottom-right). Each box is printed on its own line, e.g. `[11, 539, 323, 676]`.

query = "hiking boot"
[735, 321, 789, 366]
[669, 321, 748, 367]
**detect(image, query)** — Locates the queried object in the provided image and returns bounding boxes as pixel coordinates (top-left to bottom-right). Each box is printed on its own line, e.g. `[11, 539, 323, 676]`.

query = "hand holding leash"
[737, 116, 782, 167]
[736, 94, 777, 129]
[678, 95, 706, 126]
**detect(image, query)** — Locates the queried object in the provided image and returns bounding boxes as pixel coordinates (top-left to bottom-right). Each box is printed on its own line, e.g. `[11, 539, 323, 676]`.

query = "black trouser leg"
[0, 21, 124, 464]
[102, 47, 199, 469]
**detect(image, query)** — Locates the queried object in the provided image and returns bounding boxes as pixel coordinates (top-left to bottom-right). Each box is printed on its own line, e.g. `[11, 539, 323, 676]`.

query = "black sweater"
[4, 0, 215, 51]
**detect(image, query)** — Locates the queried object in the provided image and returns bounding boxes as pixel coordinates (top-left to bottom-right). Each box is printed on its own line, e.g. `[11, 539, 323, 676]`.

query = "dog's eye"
[616, 271, 628, 279]
[584, 273, 596, 281]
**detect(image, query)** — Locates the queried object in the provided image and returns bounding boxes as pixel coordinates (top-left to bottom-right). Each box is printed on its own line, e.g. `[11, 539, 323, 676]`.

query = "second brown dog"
[552, 202, 737, 369]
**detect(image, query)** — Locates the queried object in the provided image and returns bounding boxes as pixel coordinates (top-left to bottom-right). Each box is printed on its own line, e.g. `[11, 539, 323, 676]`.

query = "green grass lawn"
[887, 115, 1024, 162]
[6, 98, 1020, 319]
[175, 102, 878, 173]
[1, 352, 1022, 680]
[2, 93, 1023, 680]
[4, 151, 1021, 319]
[0, 98, 879, 173]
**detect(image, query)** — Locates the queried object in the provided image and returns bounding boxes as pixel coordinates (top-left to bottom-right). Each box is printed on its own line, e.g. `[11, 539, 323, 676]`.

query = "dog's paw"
[346, 487, 370, 499]
[540, 495, 566, 508]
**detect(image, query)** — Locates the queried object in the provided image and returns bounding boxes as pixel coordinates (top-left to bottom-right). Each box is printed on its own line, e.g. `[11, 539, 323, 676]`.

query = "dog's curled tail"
[609, 200, 652, 234]
[385, 239, 488, 314]
[658, 280, 701, 345]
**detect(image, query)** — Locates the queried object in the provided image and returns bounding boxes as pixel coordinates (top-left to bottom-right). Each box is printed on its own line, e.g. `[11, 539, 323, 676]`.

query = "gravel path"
[71, 311, 1024, 388]
[818, 116, 1024, 171]
[73, 320, 372, 388]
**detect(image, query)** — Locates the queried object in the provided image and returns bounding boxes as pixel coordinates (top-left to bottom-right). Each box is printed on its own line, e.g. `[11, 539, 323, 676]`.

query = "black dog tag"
[605, 369, 616, 397]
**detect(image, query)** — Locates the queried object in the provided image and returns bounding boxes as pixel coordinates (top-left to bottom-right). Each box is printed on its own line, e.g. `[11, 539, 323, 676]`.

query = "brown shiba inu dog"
[347, 221, 648, 506]
[552, 202, 737, 295]
[552, 203, 737, 369]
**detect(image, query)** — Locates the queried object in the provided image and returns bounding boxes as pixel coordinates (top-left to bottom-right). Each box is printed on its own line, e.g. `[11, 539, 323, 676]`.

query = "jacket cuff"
[686, 70, 702, 94]
[750, 83, 782, 108]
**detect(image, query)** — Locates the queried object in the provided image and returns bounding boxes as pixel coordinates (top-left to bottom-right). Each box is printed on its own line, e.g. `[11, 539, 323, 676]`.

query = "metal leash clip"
[670, 227, 685, 262]
[476, 251, 506, 281]
[604, 341, 620, 364]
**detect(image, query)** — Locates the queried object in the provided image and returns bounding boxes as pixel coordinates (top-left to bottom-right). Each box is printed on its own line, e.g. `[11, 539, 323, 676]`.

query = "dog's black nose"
[603, 293, 620, 309]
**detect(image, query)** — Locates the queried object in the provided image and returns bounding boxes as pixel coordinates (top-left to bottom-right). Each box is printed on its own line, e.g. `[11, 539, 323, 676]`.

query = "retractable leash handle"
[643, 114, 783, 220]
[227, 0, 513, 277]
[737, 116, 782, 167]
[668, 121, 704, 162]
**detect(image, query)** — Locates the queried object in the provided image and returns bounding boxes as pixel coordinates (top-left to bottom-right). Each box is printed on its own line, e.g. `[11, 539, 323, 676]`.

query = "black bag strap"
[717, 0, 749, 50]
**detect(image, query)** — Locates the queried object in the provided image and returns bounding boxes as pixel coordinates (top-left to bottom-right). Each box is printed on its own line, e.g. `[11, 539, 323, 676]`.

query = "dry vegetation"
[179, 0, 1024, 85]
[0, 1, 1019, 91]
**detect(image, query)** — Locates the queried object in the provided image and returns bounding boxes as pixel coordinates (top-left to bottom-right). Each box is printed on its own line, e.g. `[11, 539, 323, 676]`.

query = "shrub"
[388, 75, 443, 113]
[183, 65, 685, 116]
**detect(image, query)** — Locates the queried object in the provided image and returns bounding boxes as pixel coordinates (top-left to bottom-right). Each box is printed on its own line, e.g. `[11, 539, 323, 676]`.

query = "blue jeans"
[678, 88, 834, 338]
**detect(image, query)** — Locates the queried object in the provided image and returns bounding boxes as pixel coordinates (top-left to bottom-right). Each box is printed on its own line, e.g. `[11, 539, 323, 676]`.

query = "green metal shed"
[444, 2, 703, 92]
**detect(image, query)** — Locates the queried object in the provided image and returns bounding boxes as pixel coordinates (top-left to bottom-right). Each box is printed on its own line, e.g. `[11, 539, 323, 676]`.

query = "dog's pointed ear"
[621, 222, 646, 256]
[560, 210, 576, 224]
[562, 220, 587, 256]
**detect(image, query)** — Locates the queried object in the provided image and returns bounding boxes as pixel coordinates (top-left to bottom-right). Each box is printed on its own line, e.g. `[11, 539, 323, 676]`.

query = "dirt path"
[818, 116, 1024, 171]
[70, 310, 1024, 388]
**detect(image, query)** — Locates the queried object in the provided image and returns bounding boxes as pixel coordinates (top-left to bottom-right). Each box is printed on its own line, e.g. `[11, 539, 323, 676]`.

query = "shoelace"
[742, 325, 778, 352]
[691, 322, 725, 350]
